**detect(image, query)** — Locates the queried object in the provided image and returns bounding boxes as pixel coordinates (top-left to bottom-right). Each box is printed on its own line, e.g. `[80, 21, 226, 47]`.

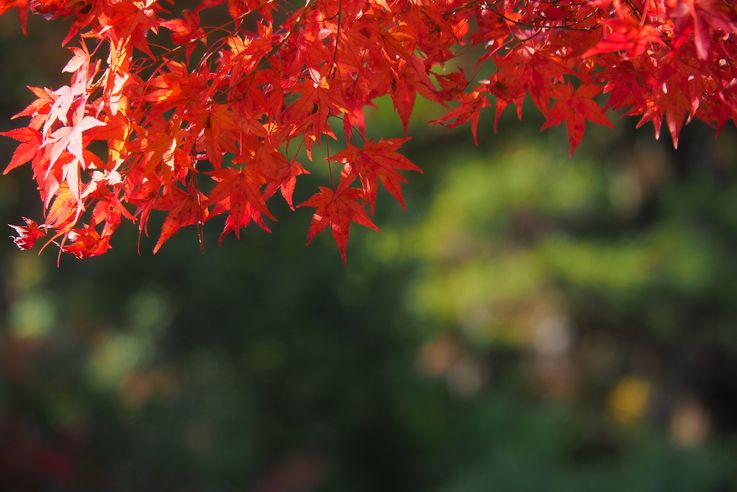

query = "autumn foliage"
[1, 0, 736, 262]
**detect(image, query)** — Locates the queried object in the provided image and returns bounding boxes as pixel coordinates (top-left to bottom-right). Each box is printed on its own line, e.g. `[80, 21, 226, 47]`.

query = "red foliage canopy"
[1, 0, 736, 262]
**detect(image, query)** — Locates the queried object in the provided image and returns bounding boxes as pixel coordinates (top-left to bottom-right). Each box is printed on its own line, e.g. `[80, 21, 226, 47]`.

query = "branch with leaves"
[1, 0, 736, 262]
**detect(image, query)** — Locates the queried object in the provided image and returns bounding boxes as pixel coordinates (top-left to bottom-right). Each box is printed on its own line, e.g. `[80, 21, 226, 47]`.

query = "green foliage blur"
[2, 14, 737, 492]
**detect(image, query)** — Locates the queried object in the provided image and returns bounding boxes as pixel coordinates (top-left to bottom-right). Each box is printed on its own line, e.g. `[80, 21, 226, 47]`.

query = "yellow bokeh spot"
[608, 376, 652, 425]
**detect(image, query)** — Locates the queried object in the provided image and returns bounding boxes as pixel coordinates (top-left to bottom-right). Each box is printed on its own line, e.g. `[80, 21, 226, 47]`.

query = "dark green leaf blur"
[2, 14, 737, 492]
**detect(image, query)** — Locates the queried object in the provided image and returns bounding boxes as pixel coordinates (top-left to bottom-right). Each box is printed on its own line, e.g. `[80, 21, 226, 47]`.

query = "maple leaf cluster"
[1, 0, 736, 262]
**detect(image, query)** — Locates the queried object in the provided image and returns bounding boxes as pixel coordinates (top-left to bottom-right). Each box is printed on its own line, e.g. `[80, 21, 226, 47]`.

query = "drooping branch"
[0, 0, 736, 262]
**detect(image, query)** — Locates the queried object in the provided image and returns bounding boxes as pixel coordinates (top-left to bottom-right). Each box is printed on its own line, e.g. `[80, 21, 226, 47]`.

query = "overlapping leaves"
[1, 0, 736, 261]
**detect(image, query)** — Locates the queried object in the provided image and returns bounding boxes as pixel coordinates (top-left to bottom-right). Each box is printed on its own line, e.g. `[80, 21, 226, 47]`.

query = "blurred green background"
[2, 13, 737, 492]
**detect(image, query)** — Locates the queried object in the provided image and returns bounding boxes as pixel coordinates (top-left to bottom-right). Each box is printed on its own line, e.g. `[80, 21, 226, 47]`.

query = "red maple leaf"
[541, 83, 613, 155]
[9, 217, 45, 250]
[329, 138, 422, 213]
[0, 127, 41, 175]
[299, 185, 379, 263]
[207, 167, 275, 243]
[154, 186, 208, 254]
